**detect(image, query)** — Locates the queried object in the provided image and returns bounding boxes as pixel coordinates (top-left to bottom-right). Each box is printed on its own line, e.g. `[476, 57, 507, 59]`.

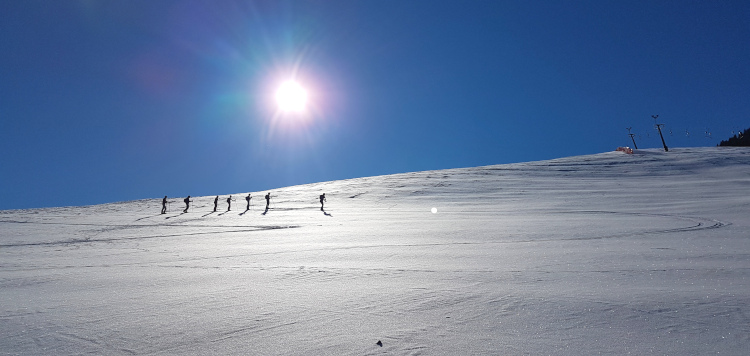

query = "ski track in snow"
[1, 147, 750, 355]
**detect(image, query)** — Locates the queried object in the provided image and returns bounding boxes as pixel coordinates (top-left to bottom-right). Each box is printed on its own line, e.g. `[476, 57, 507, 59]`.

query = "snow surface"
[1, 147, 749, 355]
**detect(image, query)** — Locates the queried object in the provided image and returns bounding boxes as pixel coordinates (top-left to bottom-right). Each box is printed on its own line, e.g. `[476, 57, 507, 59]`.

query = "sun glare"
[276, 80, 308, 113]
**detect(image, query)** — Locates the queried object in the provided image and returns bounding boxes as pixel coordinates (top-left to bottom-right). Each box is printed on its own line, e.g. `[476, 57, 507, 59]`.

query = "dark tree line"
[718, 128, 750, 147]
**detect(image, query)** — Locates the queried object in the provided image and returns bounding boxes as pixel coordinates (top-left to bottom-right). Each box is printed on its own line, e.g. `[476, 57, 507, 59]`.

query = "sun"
[275, 80, 308, 113]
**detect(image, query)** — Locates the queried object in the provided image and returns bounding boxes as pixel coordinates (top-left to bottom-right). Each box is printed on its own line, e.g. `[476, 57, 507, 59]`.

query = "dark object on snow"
[183, 196, 191, 213]
[652, 115, 668, 152]
[213, 196, 218, 212]
[319, 193, 326, 211]
[626, 127, 638, 149]
[376, 340, 382, 347]
[245, 194, 251, 210]
[227, 195, 232, 211]
[265, 192, 271, 209]
[161, 196, 167, 214]
[719, 127, 750, 147]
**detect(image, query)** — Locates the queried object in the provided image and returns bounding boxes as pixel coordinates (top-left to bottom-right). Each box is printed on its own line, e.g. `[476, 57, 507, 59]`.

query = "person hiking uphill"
[265, 192, 271, 210]
[213, 196, 218, 212]
[183, 196, 192, 213]
[245, 194, 252, 210]
[319, 193, 326, 211]
[227, 195, 233, 211]
[162, 196, 168, 214]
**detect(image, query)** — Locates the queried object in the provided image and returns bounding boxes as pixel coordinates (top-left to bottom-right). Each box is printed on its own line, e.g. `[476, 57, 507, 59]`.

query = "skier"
[319, 193, 326, 211]
[183, 196, 192, 213]
[245, 194, 252, 210]
[265, 192, 271, 210]
[213, 196, 218, 212]
[161, 196, 167, 214]
[227, 195, 233, 211]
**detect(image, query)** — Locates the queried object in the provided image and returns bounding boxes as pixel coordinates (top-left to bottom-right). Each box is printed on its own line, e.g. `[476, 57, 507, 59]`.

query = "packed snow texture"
[1, 147, 749, 355]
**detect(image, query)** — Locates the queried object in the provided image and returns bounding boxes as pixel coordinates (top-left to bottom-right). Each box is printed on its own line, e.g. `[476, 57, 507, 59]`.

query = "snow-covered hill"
[2, 147, 749, 355]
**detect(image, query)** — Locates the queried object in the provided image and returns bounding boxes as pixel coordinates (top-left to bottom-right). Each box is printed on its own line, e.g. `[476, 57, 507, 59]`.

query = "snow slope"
[2, 147, 749, 355]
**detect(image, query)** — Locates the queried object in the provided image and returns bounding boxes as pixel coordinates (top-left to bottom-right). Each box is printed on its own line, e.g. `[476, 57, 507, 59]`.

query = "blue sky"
[1, 0, 748, 210]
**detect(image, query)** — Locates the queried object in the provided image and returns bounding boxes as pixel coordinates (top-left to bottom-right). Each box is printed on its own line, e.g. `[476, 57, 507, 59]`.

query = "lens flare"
[275, 80, 307, 113]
